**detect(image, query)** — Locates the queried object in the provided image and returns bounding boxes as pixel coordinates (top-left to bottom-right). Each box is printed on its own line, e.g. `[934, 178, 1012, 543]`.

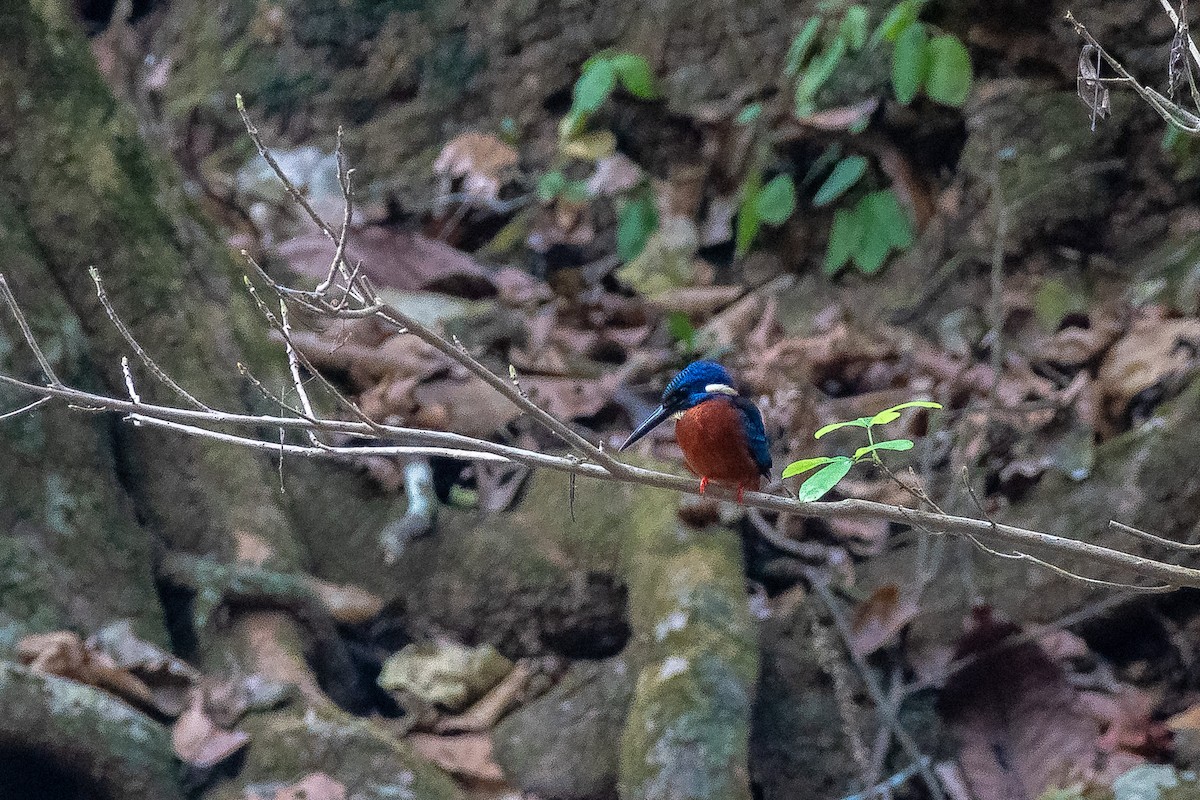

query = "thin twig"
[87, 267, 211, 410]
[0, 274, 63, 387]
[0, 396, 50, 421]
[1110, 520, 1200, 552]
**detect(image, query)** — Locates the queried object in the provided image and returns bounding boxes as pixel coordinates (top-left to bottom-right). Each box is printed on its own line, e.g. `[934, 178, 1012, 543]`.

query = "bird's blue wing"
[733, 397, 773, 476]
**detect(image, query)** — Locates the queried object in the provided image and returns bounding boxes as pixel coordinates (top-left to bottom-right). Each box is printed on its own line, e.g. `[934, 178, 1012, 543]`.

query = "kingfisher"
[619, 360, 771, 502]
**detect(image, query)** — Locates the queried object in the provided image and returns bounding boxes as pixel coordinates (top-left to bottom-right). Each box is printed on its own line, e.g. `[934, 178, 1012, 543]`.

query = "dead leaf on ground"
[586, 153, 644, 197]
[87, 620, 201, 716]
[850, 583, 920, 656]
[172, 690, 250, 768]
[408, 732, 507, 783]
[278, 228, 497, 298]
[940, 608, 1140, 800]
[433, 132, 518, 201]
[272, 772, 348, 800]
[18, 630, 161, 714]
[1097, 312, 1200, 421]
[304, 576, 384, 625]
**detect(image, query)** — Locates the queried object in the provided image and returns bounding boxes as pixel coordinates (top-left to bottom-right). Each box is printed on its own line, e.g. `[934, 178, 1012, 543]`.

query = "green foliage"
[730, 1, 972, 272]
[666, 311, 698, 351]
[784, 400, 942, 502]
[823, 189, 913, 275]
[924, 35, 973, 106]
[735, 169, 797, 257]
[813, 155, 868, 207]
[617, 191, 659, 262]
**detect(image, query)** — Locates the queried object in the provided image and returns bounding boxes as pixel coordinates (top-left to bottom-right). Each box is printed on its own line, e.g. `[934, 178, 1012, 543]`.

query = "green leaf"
[870, 189, 914, 248]
[666, 311, 697, 348]
[868, 400, 943, 426]
[795, 35, 847, 117]
[610, 53, 659, 99]
[756, 175, 797, 225]
[617, 194, 658, 261]
[814, 417, 872, 439]
[736, 103, 763, 125]
[537, 170, 566, 201]
[781, 456, 837, 479]
[854, 439, 914, 460]
[924, 35, 972, 107]
[852, 190, 913, 273]
[572, 60, 616, 115]
[797, 458, 854, 501]
[840, 5, 870, 51]
[785, 17, 824, 78]
[872, 0, 925, 45]
[1033, 279, 1080, 332]
[558, 110, 587, 141]
[813, 155, 868, 207]
[891, 22, 928, 105]
[824, 208, 863, 275]
[735, 169, 764, 258]
[563, 179, 591, 203]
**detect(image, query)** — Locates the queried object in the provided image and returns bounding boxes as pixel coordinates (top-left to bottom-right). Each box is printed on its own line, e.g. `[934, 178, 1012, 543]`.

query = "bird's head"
[619, 360, 740, 451]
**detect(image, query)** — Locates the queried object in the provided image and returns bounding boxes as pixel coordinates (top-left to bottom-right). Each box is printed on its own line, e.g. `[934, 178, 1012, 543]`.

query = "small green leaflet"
[891, 22, 928, 105]
[853, 439, 914, 460]
[617, 194, 658, 262]
[868, 400, 942, 426]
[872, 0, 925, 45]
[825, 207, 863, 274]
[785, 17, 823, 78]
[573, 60, 616, 115]
[797, 458, 854, 502]
[840, 5, 870, 51]
[781, 456, 838, 479]
[814, 417, 873, 439]
[924, 35, 972, 107]
[609, 53, 659, 99]
[813, 155, 868, 207]
[795, 35, 847, 117]
[736, 103, 763, 125]
[756, 175, 797, 225]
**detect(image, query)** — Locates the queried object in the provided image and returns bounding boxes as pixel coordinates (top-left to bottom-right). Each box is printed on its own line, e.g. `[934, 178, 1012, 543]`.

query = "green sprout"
[782, 400, 942, 502]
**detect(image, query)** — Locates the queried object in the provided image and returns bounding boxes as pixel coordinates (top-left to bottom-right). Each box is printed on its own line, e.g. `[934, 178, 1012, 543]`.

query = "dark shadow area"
[0, 747, 107, 800]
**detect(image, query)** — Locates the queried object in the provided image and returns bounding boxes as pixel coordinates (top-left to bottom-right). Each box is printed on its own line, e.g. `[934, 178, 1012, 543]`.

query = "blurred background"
[4, 1, 1200, 799]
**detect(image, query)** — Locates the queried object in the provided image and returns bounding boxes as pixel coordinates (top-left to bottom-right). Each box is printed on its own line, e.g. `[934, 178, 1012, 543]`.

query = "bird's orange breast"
[674, 398, 763, 489]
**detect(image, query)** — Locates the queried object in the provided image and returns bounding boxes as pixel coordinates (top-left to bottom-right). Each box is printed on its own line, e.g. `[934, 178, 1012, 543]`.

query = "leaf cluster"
[782, 400, 942, 502]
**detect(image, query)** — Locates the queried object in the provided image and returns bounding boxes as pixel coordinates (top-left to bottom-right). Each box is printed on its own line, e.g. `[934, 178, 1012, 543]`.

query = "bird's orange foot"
[698, 476, 709, 496]
[736, 486, 746, 504]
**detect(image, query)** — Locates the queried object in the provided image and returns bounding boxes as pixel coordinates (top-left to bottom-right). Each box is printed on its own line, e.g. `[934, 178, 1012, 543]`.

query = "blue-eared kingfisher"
[619, 360, 772, 502]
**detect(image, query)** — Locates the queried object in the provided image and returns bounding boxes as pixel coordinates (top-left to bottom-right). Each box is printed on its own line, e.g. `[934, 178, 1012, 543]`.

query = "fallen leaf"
[18, 630, 161, 714]
[274, 772, 348, 800]
[433, 132, 518, 201]
[278, 228, 497, 299]
[940, 608, 1128, 800]
[1097, 313, 1200, 420]
[87, 620, 201, 716]
[850, 583, 919, 656]
[407, 732, 506, 783]
[172, 690, 250, 768]
[586, 153, 644, 197]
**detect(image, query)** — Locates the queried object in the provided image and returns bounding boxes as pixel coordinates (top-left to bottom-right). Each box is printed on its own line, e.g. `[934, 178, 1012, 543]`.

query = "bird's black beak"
[619, 404, 673, 451]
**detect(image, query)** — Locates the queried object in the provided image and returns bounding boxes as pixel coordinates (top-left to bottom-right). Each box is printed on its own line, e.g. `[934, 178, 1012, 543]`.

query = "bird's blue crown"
[661, 360, 735, 407]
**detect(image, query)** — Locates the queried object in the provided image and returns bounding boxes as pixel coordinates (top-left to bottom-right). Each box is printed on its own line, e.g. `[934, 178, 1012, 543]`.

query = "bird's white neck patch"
[704, 383, 739, 396]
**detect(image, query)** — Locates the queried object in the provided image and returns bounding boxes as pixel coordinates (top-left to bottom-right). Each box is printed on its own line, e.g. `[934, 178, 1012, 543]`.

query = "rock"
[493, 657, 636, 799]
[379, 641, 514, 712]
[206, 709, 464, 800]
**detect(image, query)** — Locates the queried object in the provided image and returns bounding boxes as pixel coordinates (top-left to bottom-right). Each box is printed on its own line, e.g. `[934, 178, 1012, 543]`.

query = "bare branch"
[0, 396, 51, 422]
[0, 274, 63, 387]
[88, 267, 212, 411]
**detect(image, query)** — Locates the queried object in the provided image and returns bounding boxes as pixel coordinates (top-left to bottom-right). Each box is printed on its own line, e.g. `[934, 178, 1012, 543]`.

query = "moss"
[0, 661, 183, 799]
[216, 708, 464, 800]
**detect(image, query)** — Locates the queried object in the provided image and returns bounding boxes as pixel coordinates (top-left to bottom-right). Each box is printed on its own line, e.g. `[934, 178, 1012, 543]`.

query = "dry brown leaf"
[18, 630, 161, 713]
[87, 620, 202, 716]
[1097, 313, 1200, 418]
[793, 98, 880, 131]
[940, 608, 1120, 800]
[273, 772, 348, 800]
[172, 690, 250, 768]
[586, 153, 644, 197]
[304, 576, 384, 625]
[435, 660, 534, 734]
[433, 132, 518, 201]
[647, 285, 742, 318]
[278, 228, 496, 298]
[408, 732, 506, 783]
[850, 584, 919, 656]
